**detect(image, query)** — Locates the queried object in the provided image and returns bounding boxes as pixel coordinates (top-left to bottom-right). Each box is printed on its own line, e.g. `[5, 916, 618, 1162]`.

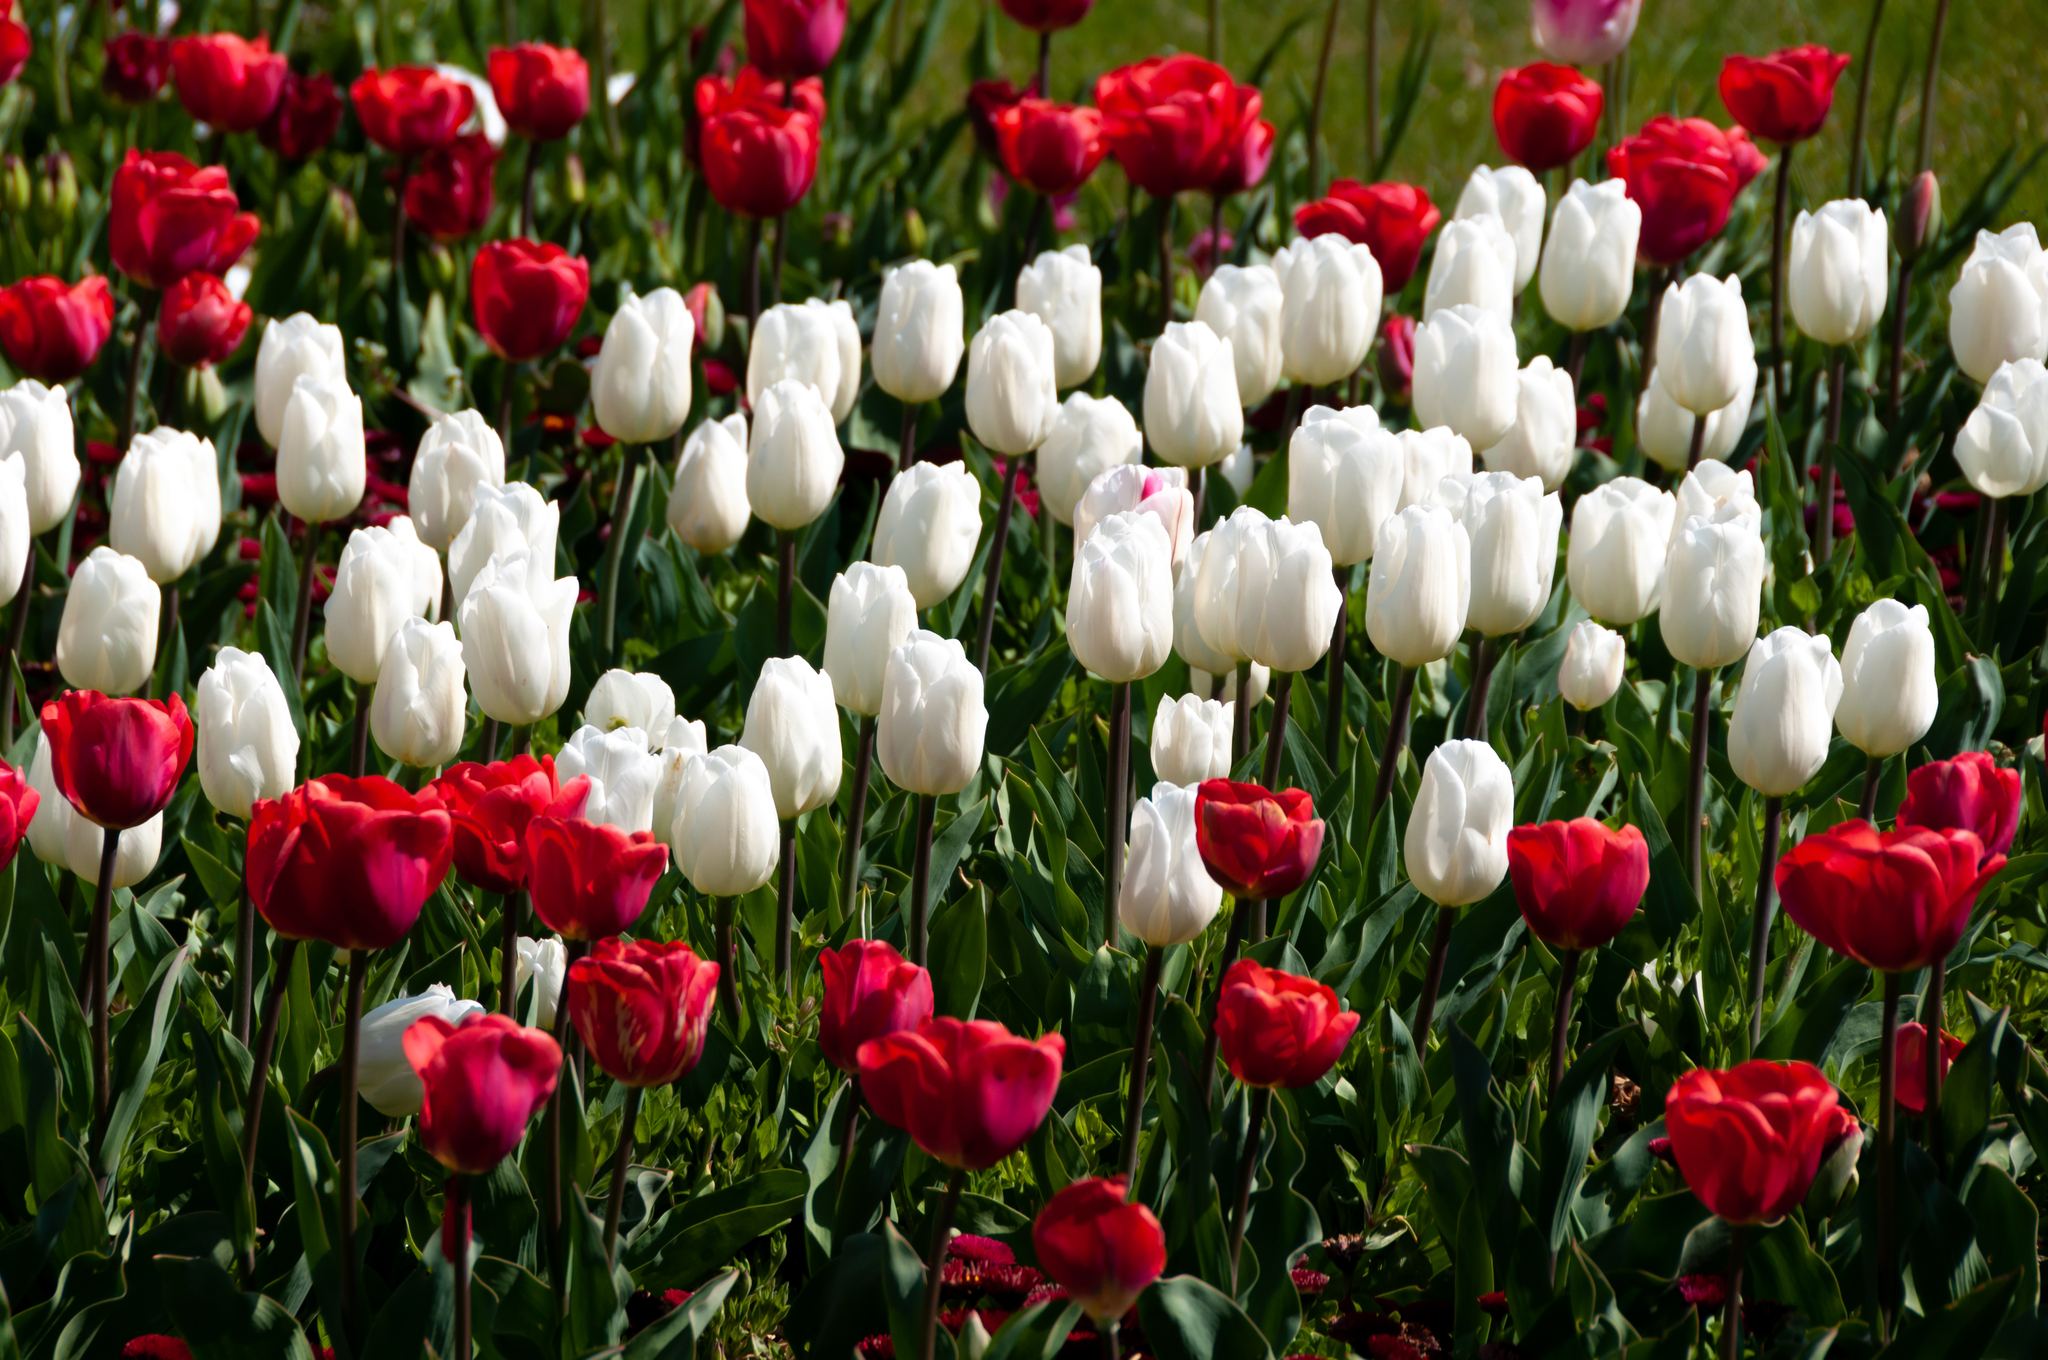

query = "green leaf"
[883, 1215, 955, 1360]
[618, 1268, 741, 1358]
[985, 647, 1075, 759]
[1745, 1219, 1844, 1325]
[563, 1188, 630, 1353]
[1878, 1274, 2018, 1360]
[39, 937, 91, 1136]
[1536, 1027, 1633, 1252]
[625, 1168, 805, 1291]
[98, 945, 188, 1180]
[928, 888, 986, 1020]
[152, 1255, 316, 1360]
[1135, 1274, 1275, 1360]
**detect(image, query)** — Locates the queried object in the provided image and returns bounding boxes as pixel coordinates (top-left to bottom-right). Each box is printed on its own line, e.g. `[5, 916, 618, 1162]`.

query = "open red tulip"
[404, 1012, 561, 1174]
[247, 774, 454, 951]
[524, 812, 670, 941]
[1031, 1177, 1165, 1324]
[471, 238, 590, 362]
[41, 690, 193, 830]
[109, 149, 260, 291]
[1507, 818, 1648, 953]
[1776, 820, 2002, 973]
[488, 42, 591, 142]
[0, 275, 114, 382]
[856, 1017, 1064, 1169]
[1291, 180, 1441, 292]
[1664, 1060, 1843, 1225]
[435, 754, 588, 894]
[1213, 958, 1359, 1089]
[1194, 779, 1325, 900]
[1896, 751, 2021, 865]
[1718, 45, 1851, 146]
[567, 938, 720, 1088]
[350, 65, 475, 158]
[819, 939, 934, 1076]
[170, 32, 287, 134]
[1493, 62, 1604, 172]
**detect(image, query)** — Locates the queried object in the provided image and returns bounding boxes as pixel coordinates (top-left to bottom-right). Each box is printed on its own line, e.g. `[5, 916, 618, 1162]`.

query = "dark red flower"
[857, 1017, 1064, 1170]
[405, 132, 499, 240]
[1493, 63, 1603, 172]
[0, 759, 36, 875]
[1718, 46, 1851, 146]
[488, 42, 590, 142]
[743, 0, 846, 81]
[567, 937, 720, 1087]
[992, 99, 1106, 198]
[1893, 1022, 1964, 1114]
[247, 775, 454, 951]
[1094, 55, 1239, 198]
[404, 1012, 559, 1174]
[350, 65, 474, 157]
[0, 274, 114, 381]
[1292, 180, 1440, 292]
[471, 238, 589, 362]
[109, 149, 260, 291]
[41, 690, 193, 829]
[1606, 115, 1763, 267]
[1031, 1177, 1165, 1324]
[967, 78, 1024, 158]
[1377, 313, 1416, 404]
[1214, 958, 1360, 1088]
[0, 7, 27, 86]
[694, 69, 822, 219]
[1194, 778, 1325, 899]
[524, 812, 671, 941]
[997, 0, 1092, 34]
[1506, 818, 1648, 952]
[157, 270, 251, 368]
[1676, 1274, 1728, 1308]
[1776, 820, 2002, 973]
[434, 755, 587, 892]
[259, 71, 343, 160]
[171, 32, 287, 133]
[102, 32, 172, 105]
[121, 1340, 192, 1360]
[1664, 1061, 1846, 1225]
[1895, 751, 2022, 864]
[819, 939, 934, 1075]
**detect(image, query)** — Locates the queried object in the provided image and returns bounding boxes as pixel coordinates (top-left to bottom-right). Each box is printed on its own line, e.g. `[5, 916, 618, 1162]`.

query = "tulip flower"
[403, 133, 498, 240]
[741, 655, 843, 823]
[248, 775, 454, 950]
[513, 935, 567, 1025]
[57, 547, 160, 695]
[1789, 200, 1889, 346]
[1955, 359, 2048, 499]
[1425, 213, 1517, 322]
[1779, 821, 2000, 976]
[171, 32, 286, 133]
[1665, 1061, 1843, 1225]
[667, 413, 751, 553]
[1072, 465, 1193, 578]
[359, 985, 486, 1116]
[746, 379, 845, 533]
[1660, 507, 1766, 671]
[1566, 476, 1676, 625]
[1144, 320, 1242, 469]
[993, 99, 1107, 199]
[1508, 819, 1648, 954]
[1193, 778, 1324, 903]
[1727, 626, 1843, 800]
[1412, 306, 1520, 451]
[858, 1016, 1064, 1169]
[1531, 0, 1641, 66]
[1365, 503, 1470, 669]
[458, 548, 578, 726]
[471, 239, 589, 363]
[276, 372, 368, 524]
[1637, 366, 1756, 474]
[748, 299, 860, 425]
[1093, 56, 1238, 198]
[1194, 265, 1283, 409]
[873, 462, 983, 608]
[1150, 693, 1231, 788]
[408, 410, 506, 553]
[326, 524, 418, 686]
[351, 65, 475, 156]
[1834, 601, 1938, 791]
[1606, 115, 1762, 268]
[1539, 178, 1642, 334]
[488, 42, 589, 142]
[195, 647, 298, 822]
[1271, 234, 1383, 388]
[156, 271, 251, 368]
[583, 670, 676, 743]
[823, 563, 919, 720]
[1949, 227, 2048, 384]
[819, 940, 934, 1075]
[103, 32, 172, 105]
[567, 937, 717, 1089]
[878, 631, 987, 958]
[405, 1011, 560, 1174]
[1482, 358, 1577, 490]
[1291, 180, 1439, 293]
[371, 618, 466, 769]
[259, 71, 344, 159]
[1015, 246, 1102, 390]
[1893, 1025, 1964, 1115]
[1405, 739, 1512, 908]
[436, 754, 586, 896]
[41, 689, 191, 833]
[1457, 166, 1547, 298]
[1655, 273, 1758, 431]
[695, 75, 822, 220]
[552, 723, 659, 833]
[109, 426, 222, 585]
[449, 481, 561, 605]
[1719, 46, 1850, 147]
[745, 0, 846, 79]
[1287, 405, 1403, 567]
[669, 745, 781, 899]
[525, 811, 669, 942]
[871, 261, 966, 413]
[1120, 780, 1224, 947]
[0, 756, 32, 876]
[1896, 751, 2022, 864]
[0, 276, 114, 382]
[1558, 620, 1626, 711]
[965, 310, 1060, 456]
[1493, 64, 1603, 173]
[1671, 460, 1761, 537]
[108, 150, 260, 292]
[1174, 532, 1246, 688]
[1032, 1178, 1165, 1329]
[1451, 471, 1561, 641]
[1037, 395, 1142, 526]
[1213, 958, 1358, 1090]
[998, 0, 1092, 31]
[26, 733, 161, 889]
[255, 314, 346, 448]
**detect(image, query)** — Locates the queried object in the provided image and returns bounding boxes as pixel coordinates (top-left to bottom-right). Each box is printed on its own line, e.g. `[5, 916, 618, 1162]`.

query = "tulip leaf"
[1242, 1095, 1321, 1354]
[1757, 954, 1870, 1065]
[563, 1190, 630, 1353]
[255, 599, 308, 753]
[153, 1254, 316, 1360]
[1964, 1165, 2040, 1312]
[882, 1214, 956, 1360]
[624, 1168, 805, 1292]
[1878, 1274, 2018, 1360]
[618, 1267, 741, 1359]
[37, 938, 91, 1136]
[927, 884, 986, 1021]
[1744, 1219, 1845, 1326]
[983, 1300, 1084, 1360]
[1136, 1274, 1275, 1360]
[985, 648, 1075, 760]
[97, 944, 188, 1181]
[1535, 1026, 1632, 1253]
[282, 1110, 353, 1360]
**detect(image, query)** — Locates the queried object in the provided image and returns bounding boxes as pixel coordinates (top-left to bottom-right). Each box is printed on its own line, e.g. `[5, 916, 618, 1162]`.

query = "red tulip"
[998, 0, 1093, 33]
[1291, 180, 1441, 292]
[259, 71, 343, 160]
[0, 759, 38, 873]
[108, 149, 260, 291]
[488, 42, 590, 142]
[1664, 1060, 1843, 1225]
[40, 690, 193, 830]
[1719, 46, 1851, 146]
[470, 238, 589, 362]
[405, 132, 499, 240]
[1776, 820, 2003, 974]
[171, 32, 287, 133]
[992, 99, 1107, 198]
[435, 755, 588, 893]
[566, 938, 720, 1087]
[1493, 63, 1604, 172]
[1213, 958, 1359, 1089]
[819, 939, 934, 1075]
[1209, 106, 1276, 197]
[1895, 751, 2021, 864]
[743, 0, 846, 80]
[0, 275, 114, 381]
[247, 774, 455, 951]
[1031, 1177, 1165, 1324]
[967, 78, 1025, 158]
[695, 71, 822, 219]
[1376, 313, 1416, 404]
[157, 270, 251, 368]
[0, 8, 27, 86]
[1606, 115, 1763, 267]
[349, 65, 475, 158]
[524, 813, 671, 941]
[1506, 818, 1648, 953]
[1094, 55, 1240, 198]
[102, 32, 172, 105]
[1893, 1023, 1964, 1114]
[856, 1017, 1064, 1170]
[403, 1012, 561, 1174]
[1193, 779, 1325, 900]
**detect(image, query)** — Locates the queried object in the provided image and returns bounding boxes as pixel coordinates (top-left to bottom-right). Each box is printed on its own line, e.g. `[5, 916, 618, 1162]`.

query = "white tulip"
[1539, 179, 1641, 332]
[1558, 620, 1626, 711]
[0, 458, 28, 608]
[1195, 264, 1284, 407]
[276, 372, 366, 523]
[1660, 507, 1767, 670]
[385, 516, 443, 621]
[1404, 739, 1514, 906]
[1455, 165, 1546, 294]
[747, 379, 845, 530]
[1015, 245, 1103, 390]
[370, 617, 467, 767]
[668, 412, 752, 553]
[325, 525, 417, 684]
[1218, 441, 1253, 495]
[358, 984, 486, 1116]
[1175, 531, 1239, 677]
[1067, 511, 1176, 683]
[514, 937, 567, 1027]
[1413, 305, 1520, 451]
[109, 426, 220, 584]
[1453, 471, 1561, 637]
[0, 380, 79, 535]
[1424, 213, 1517, 323]
[1671, 462, 1762, 545]
[1287, 405, 1403, 566]
[1834, 599, 1937, 758]
[1072, 465, 1194, 579]
[669, 745, 781, 897]
[1037, 394, 1142, 526]
[1727, 627, 1844, 798]
[408, 410, 505, 551]
[871, 261, 966, 404]
[556, 721, 662, 832]
[448, 481, 560, 606]
[1482, 357, 1577, 491]
[740, 656, 843, 820]
[1654, 273, 1758, 418]
[458, 548, 577, 725]
[592, 286, 694, 444]
[873, 460, 983, 608]
[1397, 427, 1476, 511]
[649, 719, 711, 843]
[1789, 200, 1889, 346]
[1566, 477, 1677, 624]
[1236, 516, 1343, 674]
[1366, 504, 1472, 667]
[1118, 782, 1224, 947]
[876, 630, 987, 796]
[1144, 321, 1241, 470]
[824, 562, 919, 717]
[195, 646, 298, 819]
[255, 313, 345, 448]
[1948, 224, 2048, 384]
[748, 298, 860, 424]
[1273, 234, 1383, 386]
[1191, 507, 1262, 666]
[966, 310, 1060, 456]
[1188, 661, 1269, 709]
[584, 670, 677, 744]
[1955, 358, 2048, 498]
[1637, 364, 1756, 473]
[1150, 693, 1232, 787]
[57, 547, 158, 694]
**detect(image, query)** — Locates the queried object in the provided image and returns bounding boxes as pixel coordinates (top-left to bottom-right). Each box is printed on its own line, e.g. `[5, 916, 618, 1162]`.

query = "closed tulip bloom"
[459, 549, 576, 725]
[1038, 394, 1142, 526]
[259, 69, 344, 158]
[1483, 357, 1578, 490]
[1287, 406, 1402, 566]
[872, 261, 966, 405]
[1456, 166, 1546, 294]
[1671, 460, 1762, 540]
[1405, 739, 1513, 906]
[1665, 1061, 1843, 1225]
[1174, 532, 1238, 678]
[487, 42, 589, 142]
[1531, 0, 1641, 66]
[515, 935, 567, 1026]
[41, 689, 193, 829]
[157, 271, 252, 368]
[858, 1017, 1065, 1168]
[247, 775, 454, 950]
[1776, 821, 1999, 973]
[1194, 779, 1324, 899]
[1508, 819, 1648, 951]
[1894, 1025, 1965, 1115]
[1366, 505, 1471, 667]
[1119, 781, 1224, 946]
[526, 811, 670, 940]
[401, 132, 499, 241]
[824, 563, 918, 717]
[1413, 306, 1520, 451]
[1789, 200, 1888, 346]
[372, 617, 467, 768]
[966, 310, 1060, 456]
[1015, 246, 1103, 390]
[747, 299, 861, 424]
[999, 0, 1092, 33]
[1896, 751, 2022, 863]
[1660, 507, 1766, 670]
[58, 547, 160, 695]
[195, 647, 297, 819]
[434, 754, 586, 894]
[873, 462, 983, 608]
[650, 724, 713, 829]
[1189, 507, 1263, 666]
[1955, 359, 2048, 499]
[403, 1013, 560, 1175]
[1637, 364, 1757, 473]
[740, 656, 843, 819]
[568, 938, 720, 1087]
[747, 379, 846, 530]
[1493, 64, 1603, 173]
[669, 745, 781, 896]
[255, 313, 345, 448]
[1151, 694, 1231, 788]
[1245, 517, 1344, 674]
[1540, 178, 1642, 333]
[470, 239, 589, 363]
[1068, 512, 1175, 683]
[695, 74, 823, 219]
[26, 734, 161, 886]
[1425, 213, 1518, 322]
[325, 525, 416, 683]
[351, 65, 474, 156]
[1719, 46, 1851, 147]
[1726, 626, 1844, 797]
[108, 150, 260, 292]
[592, 288, 693, 444]
[104, 426, 217, 586]
[668, 413, 752, 552]
[0, 759, 34, 877]
[1566, 476, 1676, 624]
[745, 0, 847, 79]
[877, 632, 987, 796]
[1032, 1179, 1167, 1326]
[1949, 226, 2048, 384]
[103, 31, 172, 104]
[1655, 273, 1758, 418]
[276, 373, 366, 523]
[819, 939, 934, 1075]
[1145, 321, 1242, 470]
[449, 482, 560, 605]
[1092, 55, 1236, 197]
[994, 99, 1108, 197]
[1606, 116, 1763, 268]
[584, 670, 676, 742]
[408, 410, 505, 551]
[1214, 959, 1360, 1088]
[1272, 234, 1383, 387]
[1072, 466, 1194, 580]
[359, 985, 485, 1116]
[1457, 472, 1561, 637]
[1195, 265, 1284, 407]
[1396, 427, 1477, 510]
[0, 459, 32, 611]
[1559, 620, 1627, 710]
[0, 277, 115, 384]
[1833, 600, 1937, 758]
[554, 723, 661, 832]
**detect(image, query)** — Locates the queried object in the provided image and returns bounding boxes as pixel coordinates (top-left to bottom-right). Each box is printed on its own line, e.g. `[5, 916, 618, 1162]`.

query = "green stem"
[1226, 1086, 1272, 1293]
[917, 1170, 968, 1360]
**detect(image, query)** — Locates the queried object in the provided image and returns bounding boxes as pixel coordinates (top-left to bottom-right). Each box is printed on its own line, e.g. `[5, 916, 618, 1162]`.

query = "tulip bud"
[1834, 599, 1937, 758]
[669, 744, 781, 896]
[1015, 245, 1103, 389]
[402, 1013, 560, 1176]
[1194, 264, 1284, 407]
[1727, 626, 1844, 797]
[1895, 171, 1940, 264]
[449, 481, 561, 607]
[1660, 507, 1767, 670]
[195, 646, 298, 819]
[409, 409, 506, 552]
[592, 286, 694, 444]
[873, 461, 983, 608]
[824, 562, 919, 718]
[740, 656, 843, 820]
[1249, 516, 1344, 674]
[872, 260, 967, 404]
[1424, 213, 1517, 322]
[1144, 320, 1242, 470]
[1453, 471, 1561, 638]
[1454, 164, 1546, 294]
[1655, 272, 1759, 418]
[1212, 959, 1353, 1088]
[458, 548, 577, 725]
[1377, 313, 1417, 404]
[1636, 364, 1757, 473]
[359, 984, 485, 1116]
[1287, 405, 1403, 566]
[326, 524, 417, 684]
[515, 935, 567, 1026]
[1189, 509, 1259, 667]
[649, 719, 711, 843]
[966, 310, 1060, 455]
[1804, 1114, 1863, 1219]
[255, 312, 346, 448]
[747, 298, 861, 424]
[1539, 178, 1641, 332]
[0, 156, 26, 216]
[1955, 359, 2048, 499]
[1366, 504, 1472, 667]
[1037, 393, 1142, 526]
[1413, 305, 1521, 451]
[1566, 476, 1677, 625]
[1397, 426, 1476, 510]
[747, 379, 845, 530]
[371, 617, 468, 768]
[0, 379, 81, 534]
[1151, 694, 1231, 787]
[1119, 781, 1224, 946]
[1272, 234, 1383, 386]
[33, 152, 78, 235]
[57, 547, 160, 695]
[1174, 532, 1237, 679]
[108, 427, 222, 586]
[1531, 0, 1642, 66]
[0, 458, 27, 609]
[1948, 226, 2048, 385]
[584, 669, 676, 743]
[1404, 739, 1514, 906]
[1558, 619, 1626, 711]
[1481, 357, 1577, 490]
[1073, 465, 1194, 579]
[276, 372, 367, 524]
[1068, 512, 1176, 683]
[27, 733, 164, 888]
[668, 413, 753, 552]
[877, 630, 988, 796]
[1788, 200, 1889, 347]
